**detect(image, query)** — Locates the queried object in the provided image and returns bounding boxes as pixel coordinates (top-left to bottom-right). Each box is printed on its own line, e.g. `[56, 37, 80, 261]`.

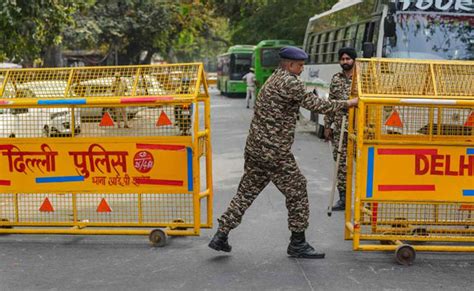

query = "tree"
[208, 0, 337, 45]
[0, 0, 82, 66]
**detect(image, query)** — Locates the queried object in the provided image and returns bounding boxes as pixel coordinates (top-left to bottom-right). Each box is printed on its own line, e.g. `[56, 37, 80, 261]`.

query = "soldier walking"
[324, 47, 357, 211]
[209, 46, 358, 258]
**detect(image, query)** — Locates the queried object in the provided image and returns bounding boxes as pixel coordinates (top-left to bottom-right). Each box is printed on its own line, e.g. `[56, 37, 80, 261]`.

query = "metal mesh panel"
[77, 104, 193, 137]
[363, 104, 473, 140]
[434, 63, 474, 97]
[0, 64, 202, 99]
[141, 193, 194, 224]
[359, 201, 474, 239]
[0, 193, 194, 225]
[0, 106, 78, 138]
[355, 59, 474, 98]
[357, 61, 434, 96]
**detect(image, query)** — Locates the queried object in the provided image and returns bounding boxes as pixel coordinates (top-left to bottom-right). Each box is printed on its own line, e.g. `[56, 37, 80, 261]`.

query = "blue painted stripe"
[38, 99, 86, 105]
[467, 148, 474, 155]
[463, 190, 474, 196]
[366, 147, 374, 198]
[36, 176, 84, 183]
[187, 147, 193, 192]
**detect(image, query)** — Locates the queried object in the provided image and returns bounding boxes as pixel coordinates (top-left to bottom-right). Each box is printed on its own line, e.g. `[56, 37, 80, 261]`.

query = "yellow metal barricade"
[0, 63, 213, 246]
[345, 58, 474, 265]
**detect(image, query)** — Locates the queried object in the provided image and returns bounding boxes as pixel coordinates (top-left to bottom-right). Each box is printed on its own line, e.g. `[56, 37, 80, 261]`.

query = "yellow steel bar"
[429, 63, 438, 97]
[64, 69, 75, 98]
[345, 108, 355, 240]
[204, 97, 213, 228]
[353, 99, 366, 250]
[71, 106, 76, 138]
[358, 57, 474, 65]
[361, 98, 474, 106]
[428, 107, 434, 142]
[165, 229, 198, 236]
[357, 245, 474, 252]
[0, 228, 152, 235]
[191, 68, 202, 235]
[72, 193, 78, 223]
[0, 70, 10, 96]
[362, 140, 473, 147]
[346, 222, 354, 234]
[199, 189, 210, 199]
[131, 67, 141, 96]
[138, 193, 143, 224]
[374, 105, 382, 140]
[14, 193, 19, 223]
[2, 222, 195, 227]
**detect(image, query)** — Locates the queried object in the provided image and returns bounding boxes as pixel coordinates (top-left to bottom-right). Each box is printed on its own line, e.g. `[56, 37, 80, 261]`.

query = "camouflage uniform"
[217, 68, 348, 234]
[323, 71, 352, 201]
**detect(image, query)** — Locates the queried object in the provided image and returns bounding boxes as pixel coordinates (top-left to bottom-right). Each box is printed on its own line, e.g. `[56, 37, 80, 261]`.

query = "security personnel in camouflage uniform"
[324, 47, 357, 211]
[208, 46, 359, 259]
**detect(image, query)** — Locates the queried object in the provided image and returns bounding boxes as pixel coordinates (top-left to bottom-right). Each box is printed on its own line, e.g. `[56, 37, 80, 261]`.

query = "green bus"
[217, 45, 255, 97]
[252, 39, 295, 94]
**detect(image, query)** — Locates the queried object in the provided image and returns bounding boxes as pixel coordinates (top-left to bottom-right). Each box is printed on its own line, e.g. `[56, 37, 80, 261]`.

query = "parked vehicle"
[0, 80, 80, 137]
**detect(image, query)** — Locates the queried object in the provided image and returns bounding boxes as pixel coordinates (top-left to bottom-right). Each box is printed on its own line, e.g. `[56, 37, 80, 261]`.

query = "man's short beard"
[341, 63, 353, 71]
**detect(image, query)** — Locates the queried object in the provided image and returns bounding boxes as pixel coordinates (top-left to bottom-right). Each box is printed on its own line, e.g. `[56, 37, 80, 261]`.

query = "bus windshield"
[261, 48, 281, 67]
[230, 53, 252, 80]
[384, 12, 474, 60]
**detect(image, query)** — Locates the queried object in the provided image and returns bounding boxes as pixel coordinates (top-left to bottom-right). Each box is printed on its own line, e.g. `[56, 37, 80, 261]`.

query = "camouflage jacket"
[323, 71, 352, 130]
[245, 68, 348, 163]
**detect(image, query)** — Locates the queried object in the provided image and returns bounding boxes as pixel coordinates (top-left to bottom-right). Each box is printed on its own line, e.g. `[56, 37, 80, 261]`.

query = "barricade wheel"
[395, 244, 416, 266]
[149, 229, 167, 247]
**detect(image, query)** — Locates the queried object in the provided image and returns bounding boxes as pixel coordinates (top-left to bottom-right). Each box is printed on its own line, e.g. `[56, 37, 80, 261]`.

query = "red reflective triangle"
[96, 198, 112, 213]
[156, 111, 172, 126]
[385, 110, 403, 128]
[464, 111, 474, 127]
[39, 197, 54, 212]
[99, 111, 115, 127]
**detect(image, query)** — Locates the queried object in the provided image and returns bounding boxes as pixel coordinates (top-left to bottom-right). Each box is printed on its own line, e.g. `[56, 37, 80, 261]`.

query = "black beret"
[279, 46, 308, 61]
[338, 47, 357, 60]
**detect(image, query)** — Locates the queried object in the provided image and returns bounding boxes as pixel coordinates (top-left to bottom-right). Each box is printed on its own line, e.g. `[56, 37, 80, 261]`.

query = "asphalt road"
[0, 88, 472, 290]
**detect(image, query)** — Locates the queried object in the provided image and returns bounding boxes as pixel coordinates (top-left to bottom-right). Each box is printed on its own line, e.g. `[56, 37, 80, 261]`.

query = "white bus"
[300, 0, 473, 137]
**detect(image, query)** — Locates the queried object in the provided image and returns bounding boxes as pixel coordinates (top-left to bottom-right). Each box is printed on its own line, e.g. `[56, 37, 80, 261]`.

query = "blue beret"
[279, 46, 308, 61]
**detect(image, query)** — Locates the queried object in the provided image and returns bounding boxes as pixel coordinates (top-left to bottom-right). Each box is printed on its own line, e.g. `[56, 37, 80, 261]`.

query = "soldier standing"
[324, 47, 357, 211]
[208, 46, 358, 258]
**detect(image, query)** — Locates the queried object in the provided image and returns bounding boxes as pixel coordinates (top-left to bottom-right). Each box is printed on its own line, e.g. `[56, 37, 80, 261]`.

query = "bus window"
[344, 25, 357, 47]
[323, 31, 335, 63]
[355, 23, 366, 54]
[333, 29, 344, 62]
[230, 53, 252, 80]
[314, 34, 322, 64]
[308, 34, 318, 63]
[261, 48, 281, 68]
[317, 33, 327, 63]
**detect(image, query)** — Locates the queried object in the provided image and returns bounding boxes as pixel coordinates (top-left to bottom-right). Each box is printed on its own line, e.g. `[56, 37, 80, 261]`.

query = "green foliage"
[216, 0, 337, 44]
[0, 0, 82, 65]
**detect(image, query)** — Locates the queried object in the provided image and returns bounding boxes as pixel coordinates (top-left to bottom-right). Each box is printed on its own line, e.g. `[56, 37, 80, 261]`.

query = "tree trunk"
[43, 45, 63, 67]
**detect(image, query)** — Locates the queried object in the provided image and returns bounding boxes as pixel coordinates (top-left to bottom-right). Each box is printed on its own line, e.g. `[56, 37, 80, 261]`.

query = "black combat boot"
[332, 191, 346, 211]
[332, 199, 345, 211]
[287, 232, 325, 259]
[208, 230, 232, 252]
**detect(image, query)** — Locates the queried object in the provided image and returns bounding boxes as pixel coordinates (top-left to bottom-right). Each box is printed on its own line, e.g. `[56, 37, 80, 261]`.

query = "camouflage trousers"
[332, 129, 348, 201]
[217, 153, 309, 235]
